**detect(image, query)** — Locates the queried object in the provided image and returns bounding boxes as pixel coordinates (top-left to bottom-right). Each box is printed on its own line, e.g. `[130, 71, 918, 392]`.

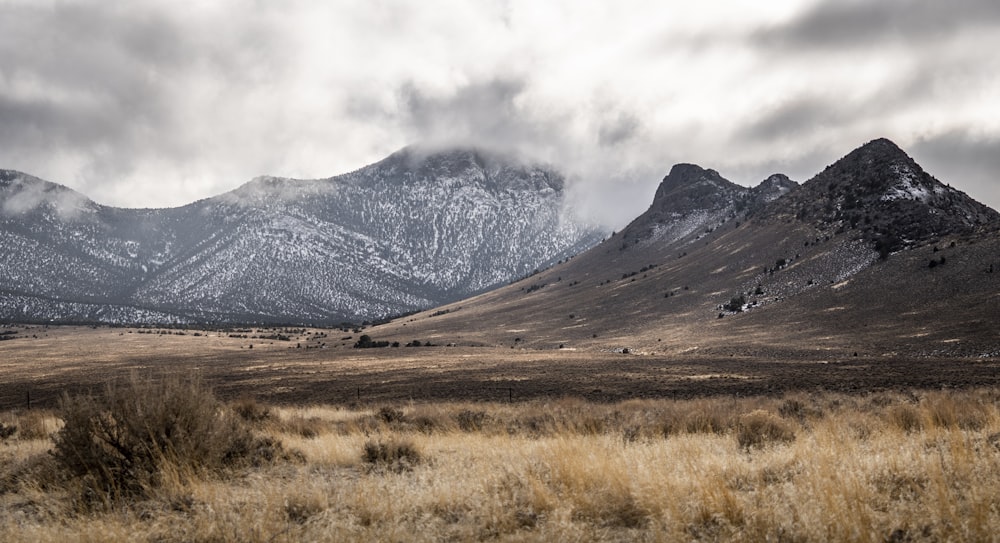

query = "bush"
[887, 404, 923, 433]
[51, 374, 286, 502]
[778, 397, 823, 421]
[232, 396, 271, 424]
[737, 410, 795, 449]
[724, 295, 746, 313]
[15, 410, 53, 440]
[454, 410, 487, 432]
[377, 406, 406, 424]
[922, 393, 989, 431]
[354, 334, 390, 348]
[277, 415, 326, 438]
[362, 438, 421, 472]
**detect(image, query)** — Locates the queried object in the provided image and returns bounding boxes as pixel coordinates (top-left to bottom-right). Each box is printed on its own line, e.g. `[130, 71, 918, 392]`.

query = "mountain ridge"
[0, 148, 605, 325]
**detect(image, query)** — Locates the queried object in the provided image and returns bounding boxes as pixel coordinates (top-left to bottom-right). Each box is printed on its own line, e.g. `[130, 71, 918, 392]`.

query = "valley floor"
[1, 325, 999, 410]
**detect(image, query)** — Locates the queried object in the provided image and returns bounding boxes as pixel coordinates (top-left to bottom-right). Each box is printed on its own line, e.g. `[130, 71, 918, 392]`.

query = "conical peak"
[839, 138, 914, 169]
[757, 173, 796, 190]
[654, 163, 734, 200]
[664, 163, 724, 183]
[751, 174, 797, 204]
[858, 137, 904, 154]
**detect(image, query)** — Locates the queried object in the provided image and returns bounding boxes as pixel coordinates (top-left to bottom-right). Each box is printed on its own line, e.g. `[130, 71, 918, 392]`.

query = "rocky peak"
[765, 138, 1000, 254]
[818, 138, 926, 197]
[750, 174, 798, 205]
[648, 164, 744, 213]
[350, 146, 564, 193]
[652, 164, 735, 203]
[619, 164, 747, 245]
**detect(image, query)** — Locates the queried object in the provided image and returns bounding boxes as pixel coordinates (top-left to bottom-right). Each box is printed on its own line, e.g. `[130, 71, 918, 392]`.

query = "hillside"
[0, 148, 605, 325]
[363, 139, 1000, 357]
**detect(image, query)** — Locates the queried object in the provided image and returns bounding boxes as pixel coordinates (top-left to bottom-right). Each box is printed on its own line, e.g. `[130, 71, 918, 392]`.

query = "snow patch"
[882, 164, 933, 202]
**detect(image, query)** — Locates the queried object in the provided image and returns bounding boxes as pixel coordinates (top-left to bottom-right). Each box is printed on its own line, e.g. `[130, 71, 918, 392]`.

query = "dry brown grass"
[3, 389, 1000, 541]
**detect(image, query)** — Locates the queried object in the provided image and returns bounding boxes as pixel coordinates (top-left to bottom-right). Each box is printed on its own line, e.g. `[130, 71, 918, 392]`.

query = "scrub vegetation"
[3, 377, 1000, 541]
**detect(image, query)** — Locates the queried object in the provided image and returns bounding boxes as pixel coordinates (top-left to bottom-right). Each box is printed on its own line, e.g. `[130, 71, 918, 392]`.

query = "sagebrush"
[50, 374, 288, 503]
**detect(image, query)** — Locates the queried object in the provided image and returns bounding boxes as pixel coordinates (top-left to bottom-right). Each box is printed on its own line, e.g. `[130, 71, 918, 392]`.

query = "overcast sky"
[1, 0, 998, 227]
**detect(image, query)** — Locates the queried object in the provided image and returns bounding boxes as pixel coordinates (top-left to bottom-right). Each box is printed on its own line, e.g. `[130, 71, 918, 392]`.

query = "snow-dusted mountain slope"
[0, 148, 606, 325]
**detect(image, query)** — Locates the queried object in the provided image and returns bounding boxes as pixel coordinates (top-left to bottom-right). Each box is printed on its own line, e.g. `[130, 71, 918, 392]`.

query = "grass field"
[3, 379, 1000, 542]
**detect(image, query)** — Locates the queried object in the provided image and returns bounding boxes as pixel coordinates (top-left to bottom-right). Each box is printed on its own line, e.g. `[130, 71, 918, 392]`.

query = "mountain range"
[3, 137, 998, 354]
[362, 139, 1000, 357]
[0, 148, 604, 325]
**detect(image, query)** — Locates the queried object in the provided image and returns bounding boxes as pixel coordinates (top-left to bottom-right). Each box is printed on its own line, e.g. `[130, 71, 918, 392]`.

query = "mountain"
[0, 148, 605, 325]
[619, 164, 797, 248]
[762, 138, 998, 256]
[362, 138, 1000, 357]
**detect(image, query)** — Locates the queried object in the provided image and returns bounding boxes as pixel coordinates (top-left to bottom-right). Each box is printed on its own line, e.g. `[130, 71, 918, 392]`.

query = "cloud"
[0, 0, 998, 226]
[756, 0, 1000, 49]
[597, 112, 641, 148]
[910, 130, 1000, 211]
[399, 78, 533, 152]
[739, 96, 851, 142]
[1, 174, 92, 220]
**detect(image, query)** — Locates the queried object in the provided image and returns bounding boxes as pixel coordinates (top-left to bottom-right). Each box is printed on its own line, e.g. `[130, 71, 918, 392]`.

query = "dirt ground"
[2, 325, 999, 410]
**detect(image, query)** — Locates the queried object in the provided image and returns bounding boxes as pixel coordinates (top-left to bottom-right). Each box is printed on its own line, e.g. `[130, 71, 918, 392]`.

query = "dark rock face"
[762, 138, 999, 254]
[0, 148, 605, 325]
[620, 164, 799, 248]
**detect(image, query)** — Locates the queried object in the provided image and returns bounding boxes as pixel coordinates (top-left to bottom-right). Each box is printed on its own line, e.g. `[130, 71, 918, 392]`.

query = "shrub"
[682, 409, 729, 435]
[18, 410, 55, 440]
[454, 409, 487, 432]
[362, 438, 421, 472]
[922, 393, 989, 431]
[887, 404, 923, 433]
[724, 295, 746, 312]
[284, 492, 327, 523]
[51, 374, 286, 502]
[232, 396, 271, 424]
[278, 415, 326, 438]
[354, 334, 390, 348]
[778, 397, 823, 421]
[737, 410, 795, 449]
[377, 406, 406, 424]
